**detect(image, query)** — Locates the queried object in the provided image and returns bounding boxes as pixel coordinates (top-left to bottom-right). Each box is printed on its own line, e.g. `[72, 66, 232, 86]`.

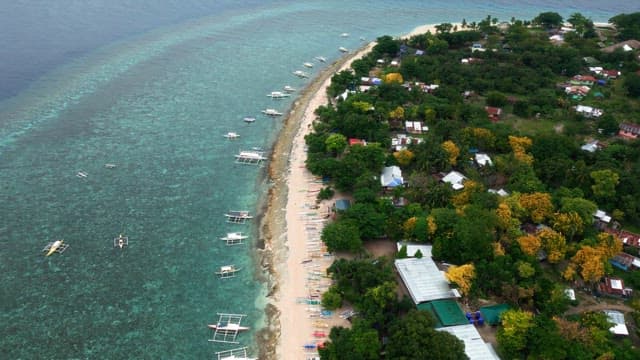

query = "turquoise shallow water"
[1, 1, 639, 358]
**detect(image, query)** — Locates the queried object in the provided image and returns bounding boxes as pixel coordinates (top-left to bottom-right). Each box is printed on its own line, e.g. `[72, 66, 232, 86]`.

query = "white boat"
[243, 116, 256, 123]
[235, 150, 267, 164]
[314, 56, 327, 63]
[76, 171, 88, 178]
[303, 62, 314, 68]
[223, 132, 240, 139]
[221, 232, 248, 245]
[42, 240, 69, 256]
[340, 32, 350, 37]
[208, 313, 249, 344]
[261, 108, 283, 116]
[266, 91, 290, 99]
[114, 234, 128, 249]
[339, 47, 348, 53]
[208, 323, 250, 332]
[283, 85, 296, 93]
[215, 348, 256, 360]
[216, 265, 241, 279]
[292, 70, 309, 78]
[225, 210, 253, 223]
[104, 163, 117, 169]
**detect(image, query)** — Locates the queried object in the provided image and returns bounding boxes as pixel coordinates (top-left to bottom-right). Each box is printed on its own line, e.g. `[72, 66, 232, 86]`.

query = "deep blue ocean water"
[1, 1, 638, 358]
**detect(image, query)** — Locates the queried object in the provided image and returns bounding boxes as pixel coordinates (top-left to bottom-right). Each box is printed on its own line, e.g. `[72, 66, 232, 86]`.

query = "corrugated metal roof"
[394, 252, 457, 304]
[437, 324, 500, 360]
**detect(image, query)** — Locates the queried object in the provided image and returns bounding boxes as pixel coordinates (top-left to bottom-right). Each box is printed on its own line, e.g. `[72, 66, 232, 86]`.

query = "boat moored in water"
[261, 108, 283, 117]
[339, 47, 348, 53]
[283, 85, 296, 93]
[292, 70, 309, 78]
[223, 132, 240, 139]
[314, 56, 327, 63]
[266, 91, 290, 99]
[303, 62, 314, 68]
[43, 240, 69, 256]
[114, 234, 129, 249]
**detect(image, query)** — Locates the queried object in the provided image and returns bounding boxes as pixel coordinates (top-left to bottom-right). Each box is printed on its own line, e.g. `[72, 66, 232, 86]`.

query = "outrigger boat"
[292, 70, 309, 78]
[261, 108, 283, 117]
[208, 313, 249, 344]
[114, 234, 128, 249]
[338, 46, 348, 53]
[42, 240, 69, 256]
[266, 91, 290, 99]
[243, 116, 256, 123]
[76, 171, 88, 178]
[314, 56, 327, 63]
[235, 150, 267, 165]
[303, 62, 314, 68]
[220, 232, 248, 245]
[104, 163, 117, 169]
[215, 347, 256, 360]
[216, 265, 241, 279]
[223, 132, 241, 139]
[225, 210, 253, 224]
[283, 85, 296, 93]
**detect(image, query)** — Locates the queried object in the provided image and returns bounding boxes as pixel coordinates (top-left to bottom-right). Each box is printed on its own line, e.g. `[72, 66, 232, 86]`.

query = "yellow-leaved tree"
[445, 264, 475, 296]
[403, 217, 417, 237]
[441, 140, 460, 166]
[517, 234, 541, 257]
[519, 192, 554, 223]
[393, 149, 415, 167]
[451, 180, 483, 208]
[384, 72, 404, 84]
[567, 245, 606, 283]
[389, 106, 405, 120]
[508, 135, 534, 165]
[538, 228, 567, 263]
[552, 211, 584, 240]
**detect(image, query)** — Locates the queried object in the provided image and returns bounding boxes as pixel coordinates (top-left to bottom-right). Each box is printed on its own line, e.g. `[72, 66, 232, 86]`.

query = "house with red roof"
[619, 123, 640, 139]
[485, 106, 502, 122]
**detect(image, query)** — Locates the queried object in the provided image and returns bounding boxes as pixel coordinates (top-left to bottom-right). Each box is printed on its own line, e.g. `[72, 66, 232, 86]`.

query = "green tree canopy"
[321, 219, 362, 252]
[386, 310, 468, 360]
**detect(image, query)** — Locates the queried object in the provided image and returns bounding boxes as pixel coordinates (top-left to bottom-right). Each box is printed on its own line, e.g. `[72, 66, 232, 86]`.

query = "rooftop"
[395, 248, 458, 304]
[437, 324, 501, 360]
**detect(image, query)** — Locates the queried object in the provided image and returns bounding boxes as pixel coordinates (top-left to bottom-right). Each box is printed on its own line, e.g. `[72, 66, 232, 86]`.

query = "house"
[488, 188, 509, 197]
[405, 121, 428, 134]
[619, 123, 640, 139]
[593, 209, 612, 229]
[610, 252, 640, 271]
[380, 166, 404, 188]
[605, 310, 629, 336]
[572, 75, 597, 86]
[601, 40, 640, 53]
[391, 134, 422, 151]
[605, 228, 640, 249]
[390, 60, 399, 67]
[394, 247, 460, 304]
[574, 105, 603, 118]
[475, 153, 493, 167]
[415, 49, 425, 56]
[471, 43, 486, 52]
[437, 325, 501, 360]
[602, 69, 620, 79]
[441, 171, 467, 190]
[599, 277, 632, 297]
[581, 140, 600, 153]
[565, 85, 591, 96]
[564, 288, 576, 301]
[348, 138, 367, 146]
[485, 106, 502, 122]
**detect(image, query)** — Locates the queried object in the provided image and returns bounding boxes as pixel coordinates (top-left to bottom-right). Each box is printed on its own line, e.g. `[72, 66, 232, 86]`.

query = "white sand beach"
[268, 23, 442, 360]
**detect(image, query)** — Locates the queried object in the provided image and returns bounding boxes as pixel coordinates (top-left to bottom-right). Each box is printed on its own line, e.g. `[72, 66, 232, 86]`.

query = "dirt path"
[565, 302, 633, 316]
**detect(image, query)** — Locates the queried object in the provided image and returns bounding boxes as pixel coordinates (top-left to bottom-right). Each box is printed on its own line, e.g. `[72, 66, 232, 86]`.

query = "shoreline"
[258, 24, 440, 360]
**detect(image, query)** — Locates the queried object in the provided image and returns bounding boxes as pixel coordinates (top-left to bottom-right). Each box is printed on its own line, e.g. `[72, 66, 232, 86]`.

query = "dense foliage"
[310, 11, 640, 359]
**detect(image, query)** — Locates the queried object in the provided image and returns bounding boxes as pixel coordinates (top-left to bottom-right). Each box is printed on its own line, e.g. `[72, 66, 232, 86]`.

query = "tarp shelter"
[417, 299, 469, 328]
[334, 199, 351, 211]
[479, 304, 510, 326]
[381, 166, 404, 188]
